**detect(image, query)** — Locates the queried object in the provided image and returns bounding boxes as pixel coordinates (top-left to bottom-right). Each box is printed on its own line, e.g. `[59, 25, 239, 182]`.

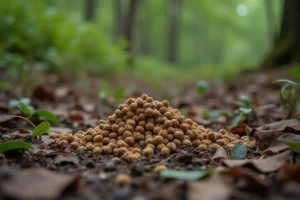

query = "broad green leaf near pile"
[230, 144, 247, 159]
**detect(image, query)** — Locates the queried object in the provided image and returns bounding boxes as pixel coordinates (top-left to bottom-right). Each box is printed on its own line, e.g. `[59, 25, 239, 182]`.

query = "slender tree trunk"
[261, 0, 300, 68]
[265, 0, 275, 41]
[139, 0, 150, 55]
[85, 0, 96, 21]
[115, 0, 123, 40]
[167, 0, 181, 63]
[124, 0, 139, 66]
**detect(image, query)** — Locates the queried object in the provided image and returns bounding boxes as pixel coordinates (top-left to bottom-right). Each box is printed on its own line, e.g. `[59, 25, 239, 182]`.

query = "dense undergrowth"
[0, 1, 126, 78]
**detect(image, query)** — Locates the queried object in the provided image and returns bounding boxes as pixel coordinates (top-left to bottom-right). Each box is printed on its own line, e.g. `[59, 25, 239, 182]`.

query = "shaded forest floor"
[0, 67, 300, 200]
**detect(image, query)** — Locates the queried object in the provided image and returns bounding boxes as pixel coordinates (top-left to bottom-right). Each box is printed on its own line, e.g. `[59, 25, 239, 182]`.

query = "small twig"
[7, 115, 36, 129]
[145, 153, 177, 169]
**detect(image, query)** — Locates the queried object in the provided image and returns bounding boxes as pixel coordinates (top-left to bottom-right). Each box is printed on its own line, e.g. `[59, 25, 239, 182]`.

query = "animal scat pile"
[50, 94, 256, 162]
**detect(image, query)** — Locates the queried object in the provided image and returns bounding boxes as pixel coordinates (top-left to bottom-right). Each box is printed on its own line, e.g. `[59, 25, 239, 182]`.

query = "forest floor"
[0, 68, 300, 200]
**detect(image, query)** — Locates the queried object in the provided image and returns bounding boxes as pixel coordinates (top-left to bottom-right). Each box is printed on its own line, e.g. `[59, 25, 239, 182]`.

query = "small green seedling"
[230, 144, 247, 159]
[232, 95, 275, 125]
[196, 80, 209, 95]
[273, 79, 300, 118]
[30, 121, 51, 138]
[8, 98, 59, 125]
[0, 141, 32, 153]
[0, 115, 51, 141]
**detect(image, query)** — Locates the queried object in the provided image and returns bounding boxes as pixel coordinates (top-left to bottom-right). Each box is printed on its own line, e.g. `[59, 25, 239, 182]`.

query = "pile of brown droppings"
[50, 94, 256, 162]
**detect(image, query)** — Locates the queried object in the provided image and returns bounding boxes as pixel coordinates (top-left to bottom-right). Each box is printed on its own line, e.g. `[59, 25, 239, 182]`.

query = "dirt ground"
[0, 68, 300, 200]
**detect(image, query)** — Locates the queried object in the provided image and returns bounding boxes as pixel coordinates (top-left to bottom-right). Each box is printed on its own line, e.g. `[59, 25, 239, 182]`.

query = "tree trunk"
[261, 0, 300, 68]
[115, 0, 123, 40]
[167, 0, 181, 63]
[139, 0, 150, 55]
[85, 0, 96, 21]
[124, 0, 139, 66]
[265, 0, 275, 41]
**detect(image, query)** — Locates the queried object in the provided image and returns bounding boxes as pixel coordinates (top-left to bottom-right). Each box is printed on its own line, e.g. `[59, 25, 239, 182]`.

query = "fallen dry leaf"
[212, 147, 229, 160]
[223, 150, 292, 173]
[0, 166, 79, 200]
[251, 119, 300, 150]
[231, 123, 248, 135]
[68, 113, 84, 121]
[188, 174, 232, 200]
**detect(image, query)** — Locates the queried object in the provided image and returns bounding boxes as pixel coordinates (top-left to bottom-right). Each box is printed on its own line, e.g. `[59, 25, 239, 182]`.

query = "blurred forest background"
[0, 0, 295, 83]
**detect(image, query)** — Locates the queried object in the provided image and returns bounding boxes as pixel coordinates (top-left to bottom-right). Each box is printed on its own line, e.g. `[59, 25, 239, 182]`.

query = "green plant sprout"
[273, 79, 300, 118]
[232, 95, 275, 125]
[196, 80, 209, 95]
[0, 115, 51, 141]
[8, 98, 59, 125]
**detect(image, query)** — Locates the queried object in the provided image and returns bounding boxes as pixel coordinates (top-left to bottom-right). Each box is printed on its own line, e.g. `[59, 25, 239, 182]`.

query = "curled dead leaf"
[251, 119, 300, 151]
[223, 150, 293, 173]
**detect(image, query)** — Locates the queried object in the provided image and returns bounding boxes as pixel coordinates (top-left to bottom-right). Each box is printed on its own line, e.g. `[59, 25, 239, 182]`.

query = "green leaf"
[31, 122, 51, 137]
[202, 110, 230, 119]
[232, 116, 246, 126]
[113, 87, 125, 100]
[255, 104, 276, 111]
[8, 99, 19, 109]
[33, 110, 60, 125]
[18, 102, 34, 116]
[240, 95, 250, 108]
[278, 137, 300, 153]
[19, 98, 31, 105]
[238, 107, 252, 115]
[230, 144, 247, 159]
[273, 79, 297, 86]
[0, 141, 32, 153]
[160, 169, 213, 180]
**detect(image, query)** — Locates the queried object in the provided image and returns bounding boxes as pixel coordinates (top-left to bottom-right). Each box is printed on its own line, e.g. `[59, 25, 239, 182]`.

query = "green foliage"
[232, 95, 275, 125]
[278, 137, 300, 153]
[273, 79, 300, 118]
[0, 0, 126, 76]
[31, 122, 51, 138]
[0, 141, 32, 153]
[9, 98, 34, 116]
[230, 144, 247, 159]
[160, 169, 213, 180]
